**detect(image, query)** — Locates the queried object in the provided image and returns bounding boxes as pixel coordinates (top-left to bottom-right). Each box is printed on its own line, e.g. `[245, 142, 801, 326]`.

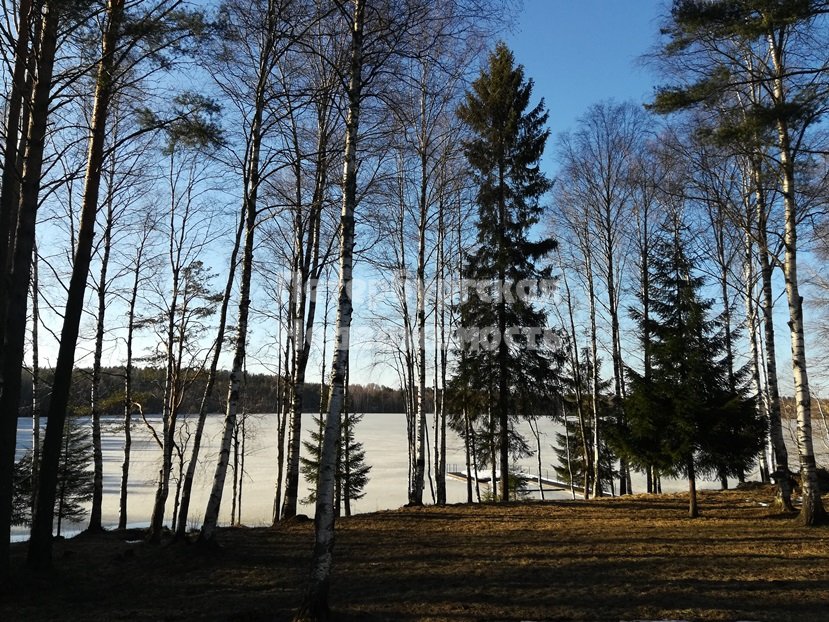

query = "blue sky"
[506, 0, 667, 148]
[350, 1, 675, 387]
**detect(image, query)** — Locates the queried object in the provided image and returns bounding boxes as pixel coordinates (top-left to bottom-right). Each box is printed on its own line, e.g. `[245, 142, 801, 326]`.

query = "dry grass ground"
[2, 487, 829, 621]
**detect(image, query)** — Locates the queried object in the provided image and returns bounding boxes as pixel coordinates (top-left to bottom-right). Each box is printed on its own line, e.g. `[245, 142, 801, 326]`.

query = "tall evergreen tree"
[617, 215, 764, 518]
[455, 43, 559, 502]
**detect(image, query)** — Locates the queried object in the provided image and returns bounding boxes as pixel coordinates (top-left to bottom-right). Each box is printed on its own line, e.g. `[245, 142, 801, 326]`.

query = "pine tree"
[618, 215, 764, 517]
[454, 42, 560, 502]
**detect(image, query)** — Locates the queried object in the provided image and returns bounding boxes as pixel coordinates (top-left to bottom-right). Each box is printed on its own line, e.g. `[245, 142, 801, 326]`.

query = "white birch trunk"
[768, 33, 823, 524]
[297, 2, 364, 615]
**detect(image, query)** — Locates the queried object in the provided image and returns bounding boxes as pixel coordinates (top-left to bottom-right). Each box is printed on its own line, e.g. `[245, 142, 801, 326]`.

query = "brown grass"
[2, 487, 829, 621]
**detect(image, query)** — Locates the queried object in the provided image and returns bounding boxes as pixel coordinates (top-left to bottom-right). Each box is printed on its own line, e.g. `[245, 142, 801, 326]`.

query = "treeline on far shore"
[17, 367, 410, 417]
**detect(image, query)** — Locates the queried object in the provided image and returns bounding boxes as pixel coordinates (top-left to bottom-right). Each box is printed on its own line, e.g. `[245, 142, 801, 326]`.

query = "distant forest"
[19, 368, 410, 417]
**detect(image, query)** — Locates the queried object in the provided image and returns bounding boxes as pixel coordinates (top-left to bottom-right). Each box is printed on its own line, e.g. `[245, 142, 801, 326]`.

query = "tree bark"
[295, 1, 363, 617]
[436, 197, 448, 505]
[282, 109, 330, 519]
[0, 0, 38, 579]
[767, 33, 824, 525]
[199, 126, 260, 543]
[88, 161, 117, 532]
[199, 0, 285, 542]
[30, 248, 41, 516]
[753, 170, 793, 510]
[585, 233, 602, 498]
[559, 252, 591, 498]
[687, 457, 698, 519]
[29, 0, 124, 569]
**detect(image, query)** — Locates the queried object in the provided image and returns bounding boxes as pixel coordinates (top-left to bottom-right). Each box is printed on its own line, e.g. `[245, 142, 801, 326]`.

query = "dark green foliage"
[453, 43, 561, 497]
[457, 42, 555, 283]
[13, 418, 93, 532]
[482, 469, 531, 501]
[54, 418, 94, 533]
[615, 217, 765, 484]
[649, 67, 731, 114]
[653, 0, 829, 145]
[669, 0, 818, 42]
[300, 413, 371, 512]
[11, 454, 32, 526]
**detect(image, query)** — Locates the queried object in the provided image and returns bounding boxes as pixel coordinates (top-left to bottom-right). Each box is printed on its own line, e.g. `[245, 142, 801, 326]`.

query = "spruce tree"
[555, 352, 615, 494]
[618, 215, 764, 517]
[13, 417, 93, 534]
[455, 43, 560, 502]
[300, 412, 370, 516]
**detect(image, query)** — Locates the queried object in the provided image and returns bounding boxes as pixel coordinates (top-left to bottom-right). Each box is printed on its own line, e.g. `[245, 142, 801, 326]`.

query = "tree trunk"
[148, 151, 184, 543]
[29, 0, 124, 569]
[238, 415, 246, 524]
[119, 220, 150, 530]
[755, 181, 793, 511]
[342, 367, 352, 518]
[529, 418, 545, 500]
[282, 118, 329, 519]
[273, 292, 288, 522]
[295, 0, 363, 614]
[199, 0, 282, 540]
[471, 421, 481, 503]
[280, 269, 299, 517]
[563, 412, 576, 500]
[173, 202, 244, 539]
[199, 140, 259, 543]
[586, 238, 601, 498]
[744, 226, 770, 483]
[88, 164, 117, 532]
[0, 0, 33, 377]
[768, 40, 824, 525]
[463, 408, 472, 503]
[0, 0, 41, 578]
[31, 249, 41, 517]
[688, 457, 698, 519]
[496, 159, 510, 503]
[559, 252, 591, 498]
[603, 209, 627, 496]
[436, 203, 447, 505]
[231, 420, 240, 525]
[778, 149, 823, 522]
[489, 401, 497, 501]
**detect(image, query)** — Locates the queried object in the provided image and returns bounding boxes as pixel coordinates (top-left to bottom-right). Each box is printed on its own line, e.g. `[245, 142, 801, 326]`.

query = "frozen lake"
[12, 410, 787, 540]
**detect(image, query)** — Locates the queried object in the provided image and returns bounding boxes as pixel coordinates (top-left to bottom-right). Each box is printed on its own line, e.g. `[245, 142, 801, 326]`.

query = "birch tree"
[175, 0, 304, 537]
[653, 0, 829, 524]
[278, 8, 343, 520]
[554, 101, 649, 494]
[294, 0, 365, 615]
[198, 0, 300, 542]
[118, 208, 159, 529]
